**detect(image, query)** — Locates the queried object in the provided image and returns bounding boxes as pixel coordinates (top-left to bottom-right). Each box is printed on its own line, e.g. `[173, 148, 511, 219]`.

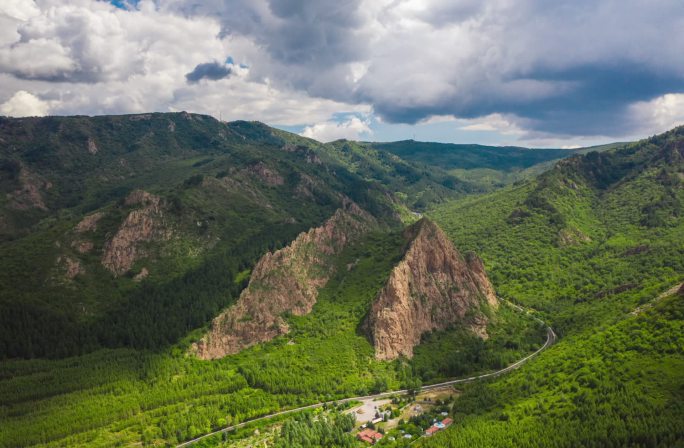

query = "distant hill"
[371, 140, 574, 171]
[368, 140, 624, 190]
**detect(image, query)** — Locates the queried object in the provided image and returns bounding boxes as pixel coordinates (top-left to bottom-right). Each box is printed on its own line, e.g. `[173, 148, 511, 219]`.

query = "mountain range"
[0, 113, 682, 448]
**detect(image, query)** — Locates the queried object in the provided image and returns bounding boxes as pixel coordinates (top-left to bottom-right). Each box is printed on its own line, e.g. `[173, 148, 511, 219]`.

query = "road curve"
[177, 298, 555, 447]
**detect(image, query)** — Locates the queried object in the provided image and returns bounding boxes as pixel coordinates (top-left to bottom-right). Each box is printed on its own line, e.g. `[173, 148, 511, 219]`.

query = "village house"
[357, 428, 383, 445]
[425, 418, 454, 436]
[425, 426, 440, 437]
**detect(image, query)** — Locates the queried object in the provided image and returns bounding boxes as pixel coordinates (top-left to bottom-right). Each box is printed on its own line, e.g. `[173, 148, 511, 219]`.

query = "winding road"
[177, 298, 556, 447]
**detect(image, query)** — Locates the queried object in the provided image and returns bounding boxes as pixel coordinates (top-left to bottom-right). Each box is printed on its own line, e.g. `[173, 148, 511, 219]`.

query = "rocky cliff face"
[193, 201, 376, 359]
[364, 218, 498, 360]
[101, 190, 169, 276]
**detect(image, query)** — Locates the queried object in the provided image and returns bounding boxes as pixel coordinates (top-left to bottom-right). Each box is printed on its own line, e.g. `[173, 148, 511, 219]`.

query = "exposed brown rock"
[87, 137, 98, 154]
[193, 201, 376, 359]
[364, 218, 498, 360]
[7, 167, 50, 211]
[281, 144, 322, 164]
[133, 267, 149, 282]
[101, 190, 168, 276]
[247, 162, 284, 186]
[75, 212, 104, 233]
[72, 240, 94, 254]
[124, 189, 161, 207]
[59, 256, 85, 279]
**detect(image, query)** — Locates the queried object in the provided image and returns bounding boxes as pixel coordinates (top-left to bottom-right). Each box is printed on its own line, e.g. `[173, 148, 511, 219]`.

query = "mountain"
[364, 218, 498, 360]
[1, 112, 681, 448]
[366, 140, 629, 192]
[371, 140, 574, 171]
[0, 113, 554, 448]
[193, 200, 378, 359]
[0, 112, 402, 359]
[369, 140, 578, 190]
[424, 126, 684, 446]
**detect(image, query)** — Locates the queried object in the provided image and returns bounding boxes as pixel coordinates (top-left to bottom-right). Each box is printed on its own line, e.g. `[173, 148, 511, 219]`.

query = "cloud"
[159, 0, 684, 138]
[460, 114, 525, 136]
[185, 61, 231, 83]
[0, 90, 50, 116]
[628, 93, 684, 136]
[301, 115, 372, 142]
[0, 0, 682, 143]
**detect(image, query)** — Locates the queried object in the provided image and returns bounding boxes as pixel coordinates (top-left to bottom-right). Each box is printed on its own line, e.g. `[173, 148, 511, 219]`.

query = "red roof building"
[425, 426, 440, 436]
[357, 428, 383, 444]
[442, 417, 454, 427]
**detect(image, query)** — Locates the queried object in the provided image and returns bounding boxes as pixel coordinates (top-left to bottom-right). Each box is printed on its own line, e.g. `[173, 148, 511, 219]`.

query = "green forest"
[0, 114, 683, 448]
[416, 128, 684, 447]
[0, 228, 544, 447]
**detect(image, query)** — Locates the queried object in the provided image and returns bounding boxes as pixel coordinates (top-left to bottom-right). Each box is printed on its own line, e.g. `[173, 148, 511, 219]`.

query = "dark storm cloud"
[185, 62, 232, 83]
[369, 63, 684, 136]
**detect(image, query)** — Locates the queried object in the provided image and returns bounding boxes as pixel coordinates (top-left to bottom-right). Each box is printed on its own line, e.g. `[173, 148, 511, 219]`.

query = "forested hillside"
[421, 127, 684, 447]
[1, 113, 682, 448]
[0, 113, 405, 359]
[0, 113, 548, 447]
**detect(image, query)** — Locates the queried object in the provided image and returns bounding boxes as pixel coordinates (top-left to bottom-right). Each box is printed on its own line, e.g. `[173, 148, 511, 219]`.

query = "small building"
[357, 428, 383, 445]
[442, 418, 454, 427]
[371, 417, 383, 424]
[425, 426, 440, 437]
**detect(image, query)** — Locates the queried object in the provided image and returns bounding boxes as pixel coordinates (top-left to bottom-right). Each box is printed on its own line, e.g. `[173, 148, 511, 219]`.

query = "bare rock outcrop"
[58, 256, 85, 279]
[247, 162, 284, 186]
[364, 218, 498, 360]
[133, 267, 149, 282]
[75, 212, 104, 233]
[101, 190, 168, 276]
[193, 201, 376, 359]
[72, 240, 94, 254]
[7, 167, 50, 211]
[87, 137, 98, 154]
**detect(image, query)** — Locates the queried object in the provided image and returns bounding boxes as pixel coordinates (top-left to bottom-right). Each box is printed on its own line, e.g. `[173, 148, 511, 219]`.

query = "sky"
[0, 0, 683, 147]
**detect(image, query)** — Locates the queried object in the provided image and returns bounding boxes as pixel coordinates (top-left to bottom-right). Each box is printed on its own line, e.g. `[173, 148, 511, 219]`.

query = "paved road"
[177, 298, 555, 447]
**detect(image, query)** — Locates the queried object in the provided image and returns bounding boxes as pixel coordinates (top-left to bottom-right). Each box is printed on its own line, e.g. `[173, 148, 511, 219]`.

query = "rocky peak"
[192, 201, 376, 359]
[364, 218, 498, 360]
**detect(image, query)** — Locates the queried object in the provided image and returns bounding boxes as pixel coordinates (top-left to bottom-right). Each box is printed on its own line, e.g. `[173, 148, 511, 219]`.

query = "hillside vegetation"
[1, 112, 682, 448]
[0, 112, 552, 447]
[0, 228, 544, 447]
[420, 127, 684, 447]
[0, 113, 402, 359]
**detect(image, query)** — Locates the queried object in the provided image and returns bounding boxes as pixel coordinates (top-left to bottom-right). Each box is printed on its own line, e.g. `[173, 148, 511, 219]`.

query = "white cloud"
[301, 116, 372, 142]
[0, 0, 682, 143]
[0, 90, 50, 116]
[0, 0, 40, 21]
[460, 114, 525, 135]
[628, 93, 684, 136]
